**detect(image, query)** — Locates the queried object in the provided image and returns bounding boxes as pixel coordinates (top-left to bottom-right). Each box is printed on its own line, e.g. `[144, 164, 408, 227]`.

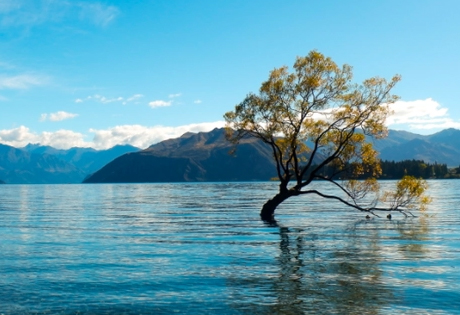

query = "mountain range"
[373, 128, 460, 166]
[0, 144, 139, 184]
[1, 128, 460, 184]
[84, 128, 276, 183]
[84, 128, 460, 183]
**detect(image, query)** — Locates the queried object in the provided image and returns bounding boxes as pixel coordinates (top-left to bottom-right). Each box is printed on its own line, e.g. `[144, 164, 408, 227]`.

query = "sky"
[0, 0, 459, 150]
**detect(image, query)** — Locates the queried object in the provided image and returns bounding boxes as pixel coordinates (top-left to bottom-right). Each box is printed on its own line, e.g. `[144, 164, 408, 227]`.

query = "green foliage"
[313, 159, 449, 180]
[444, 165, 460, 178]
[380, 160, 448, 179]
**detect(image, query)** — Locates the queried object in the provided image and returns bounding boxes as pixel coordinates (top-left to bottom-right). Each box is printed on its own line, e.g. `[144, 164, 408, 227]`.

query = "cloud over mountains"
[0, 98, 458, 150]
[388, 98, 460, 130]
[0, 121, 226, 150]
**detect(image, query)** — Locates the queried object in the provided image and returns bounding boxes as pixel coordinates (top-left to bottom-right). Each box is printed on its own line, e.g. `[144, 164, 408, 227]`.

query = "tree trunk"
[260, 191, 293, 222]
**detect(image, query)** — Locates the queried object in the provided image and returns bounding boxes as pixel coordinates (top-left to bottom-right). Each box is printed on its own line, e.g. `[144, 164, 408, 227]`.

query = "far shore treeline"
[311, 159, 455, 180]
[0, 159, 457, 184]
[379, 160, 451, 179]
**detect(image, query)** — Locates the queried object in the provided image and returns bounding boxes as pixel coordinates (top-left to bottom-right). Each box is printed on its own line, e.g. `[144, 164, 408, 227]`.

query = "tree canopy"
[224, 50, 430, 221]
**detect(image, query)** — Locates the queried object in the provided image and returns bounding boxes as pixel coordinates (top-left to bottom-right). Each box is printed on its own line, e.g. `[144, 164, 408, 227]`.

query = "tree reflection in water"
[395, 216, 430, 259]
[226, 219, 426, 315]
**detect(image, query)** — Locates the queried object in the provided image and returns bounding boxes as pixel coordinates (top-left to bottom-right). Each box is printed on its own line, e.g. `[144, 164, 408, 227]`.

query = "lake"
[0, 180, 459, 314]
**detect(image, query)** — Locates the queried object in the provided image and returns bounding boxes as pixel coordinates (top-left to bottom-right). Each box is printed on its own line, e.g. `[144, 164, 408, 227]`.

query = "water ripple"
[0, 180, 459, 314]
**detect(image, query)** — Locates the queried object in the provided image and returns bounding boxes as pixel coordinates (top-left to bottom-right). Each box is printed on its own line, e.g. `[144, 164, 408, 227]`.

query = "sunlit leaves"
[346, 178, 380, 201]
[380, 176, 432, 213]
[224, 50, 429, 217]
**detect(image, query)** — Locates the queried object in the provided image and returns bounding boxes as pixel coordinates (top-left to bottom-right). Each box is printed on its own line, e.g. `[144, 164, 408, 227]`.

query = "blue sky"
[0, 0, 459, 149]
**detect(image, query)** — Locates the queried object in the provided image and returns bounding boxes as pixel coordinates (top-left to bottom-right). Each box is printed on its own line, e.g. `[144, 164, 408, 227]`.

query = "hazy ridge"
[1, 128, 460, 184]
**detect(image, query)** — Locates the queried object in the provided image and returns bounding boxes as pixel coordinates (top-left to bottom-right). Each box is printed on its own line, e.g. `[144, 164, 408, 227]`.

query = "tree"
[224, 51, 430, 221]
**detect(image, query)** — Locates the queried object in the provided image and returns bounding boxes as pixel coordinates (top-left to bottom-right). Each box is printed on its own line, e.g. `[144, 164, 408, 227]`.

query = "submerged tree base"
[259, 175, 430, 222]
[260, 191, 295, 222]
[260, 203, 276, 222]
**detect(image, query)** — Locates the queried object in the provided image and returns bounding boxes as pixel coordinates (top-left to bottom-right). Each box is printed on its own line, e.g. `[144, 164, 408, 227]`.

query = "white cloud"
[125, 94, 143, 103]
[194, 99, 202, 104]
[149, 100, 172, 108]
[0, 125, 33, 142]
[0, 126, 91, 149]
[93, 95, 123, 104]
[399, 118, 460, 130]
[0, 0, 119, 28]
[105, 96, 123, 103]
[0, 74, 48, 89]
[39, 129, 90, 149]
[76, 2, 119, 27]
[386, 98, 460, 131]
[89, 121, 226, 149]
[4, 98, 459, 150]
[40, 111, 79, 122]
[76, 93, 143, 105]
[0, 121, 226, 150]
[149, 93, 184, 108]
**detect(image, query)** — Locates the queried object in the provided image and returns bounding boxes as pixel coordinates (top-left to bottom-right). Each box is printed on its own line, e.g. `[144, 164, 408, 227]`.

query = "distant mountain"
[84, 128, 277, 183]
[377, 128, 460, 166]
[22, 144, 139, 174]
[427, 128, 460, 148]
[0, 143, 140, 184]
[370, 129, 425, 152]
[84, 128, 460, 184]
[0, 144, 85, 184]
[3, 128, 460, 184]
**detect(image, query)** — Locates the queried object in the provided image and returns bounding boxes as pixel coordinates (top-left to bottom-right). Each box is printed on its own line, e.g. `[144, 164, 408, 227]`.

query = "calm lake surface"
[0, 180, 459, 314]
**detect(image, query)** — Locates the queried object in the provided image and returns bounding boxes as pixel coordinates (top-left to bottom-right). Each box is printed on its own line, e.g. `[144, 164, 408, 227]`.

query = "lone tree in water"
[224, 51, 430, 221]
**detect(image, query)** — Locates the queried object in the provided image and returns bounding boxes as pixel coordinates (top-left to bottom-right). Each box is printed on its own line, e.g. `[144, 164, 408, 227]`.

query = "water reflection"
[395, 218, 430, 258]
[0, 181, 459, 314]
[229, 221, 400, 315]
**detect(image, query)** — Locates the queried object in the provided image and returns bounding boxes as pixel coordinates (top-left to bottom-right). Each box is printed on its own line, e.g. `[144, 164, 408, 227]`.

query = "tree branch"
[298, 189, 416, 217]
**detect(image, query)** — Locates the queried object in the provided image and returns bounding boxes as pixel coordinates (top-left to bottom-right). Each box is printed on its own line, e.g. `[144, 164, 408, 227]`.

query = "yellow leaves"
[304, 76, 322, 89]
[351, 133, 365, 143]
[222, 50, 437, 218]
[224, 50, 427, 214]
[274, 137, 310, 165]
[224, 50, 400, 146]
[294, 51, 340, 74]
[380, 176, 431, 211]
[269, 66, 289, 79]
[363, 75, 401, 92]
[346, 178, 380, 200]
[260, 66, 294, 96]
[418, 195, 432, 212]
[274, 138, 290, 151]
[396, 175, 428, 196]
[360, 142, 379, 166]
[341, 176, 431, 216]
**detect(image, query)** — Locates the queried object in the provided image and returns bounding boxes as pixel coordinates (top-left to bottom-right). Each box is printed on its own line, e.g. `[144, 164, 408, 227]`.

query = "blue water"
[0, 180, 459, 314]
